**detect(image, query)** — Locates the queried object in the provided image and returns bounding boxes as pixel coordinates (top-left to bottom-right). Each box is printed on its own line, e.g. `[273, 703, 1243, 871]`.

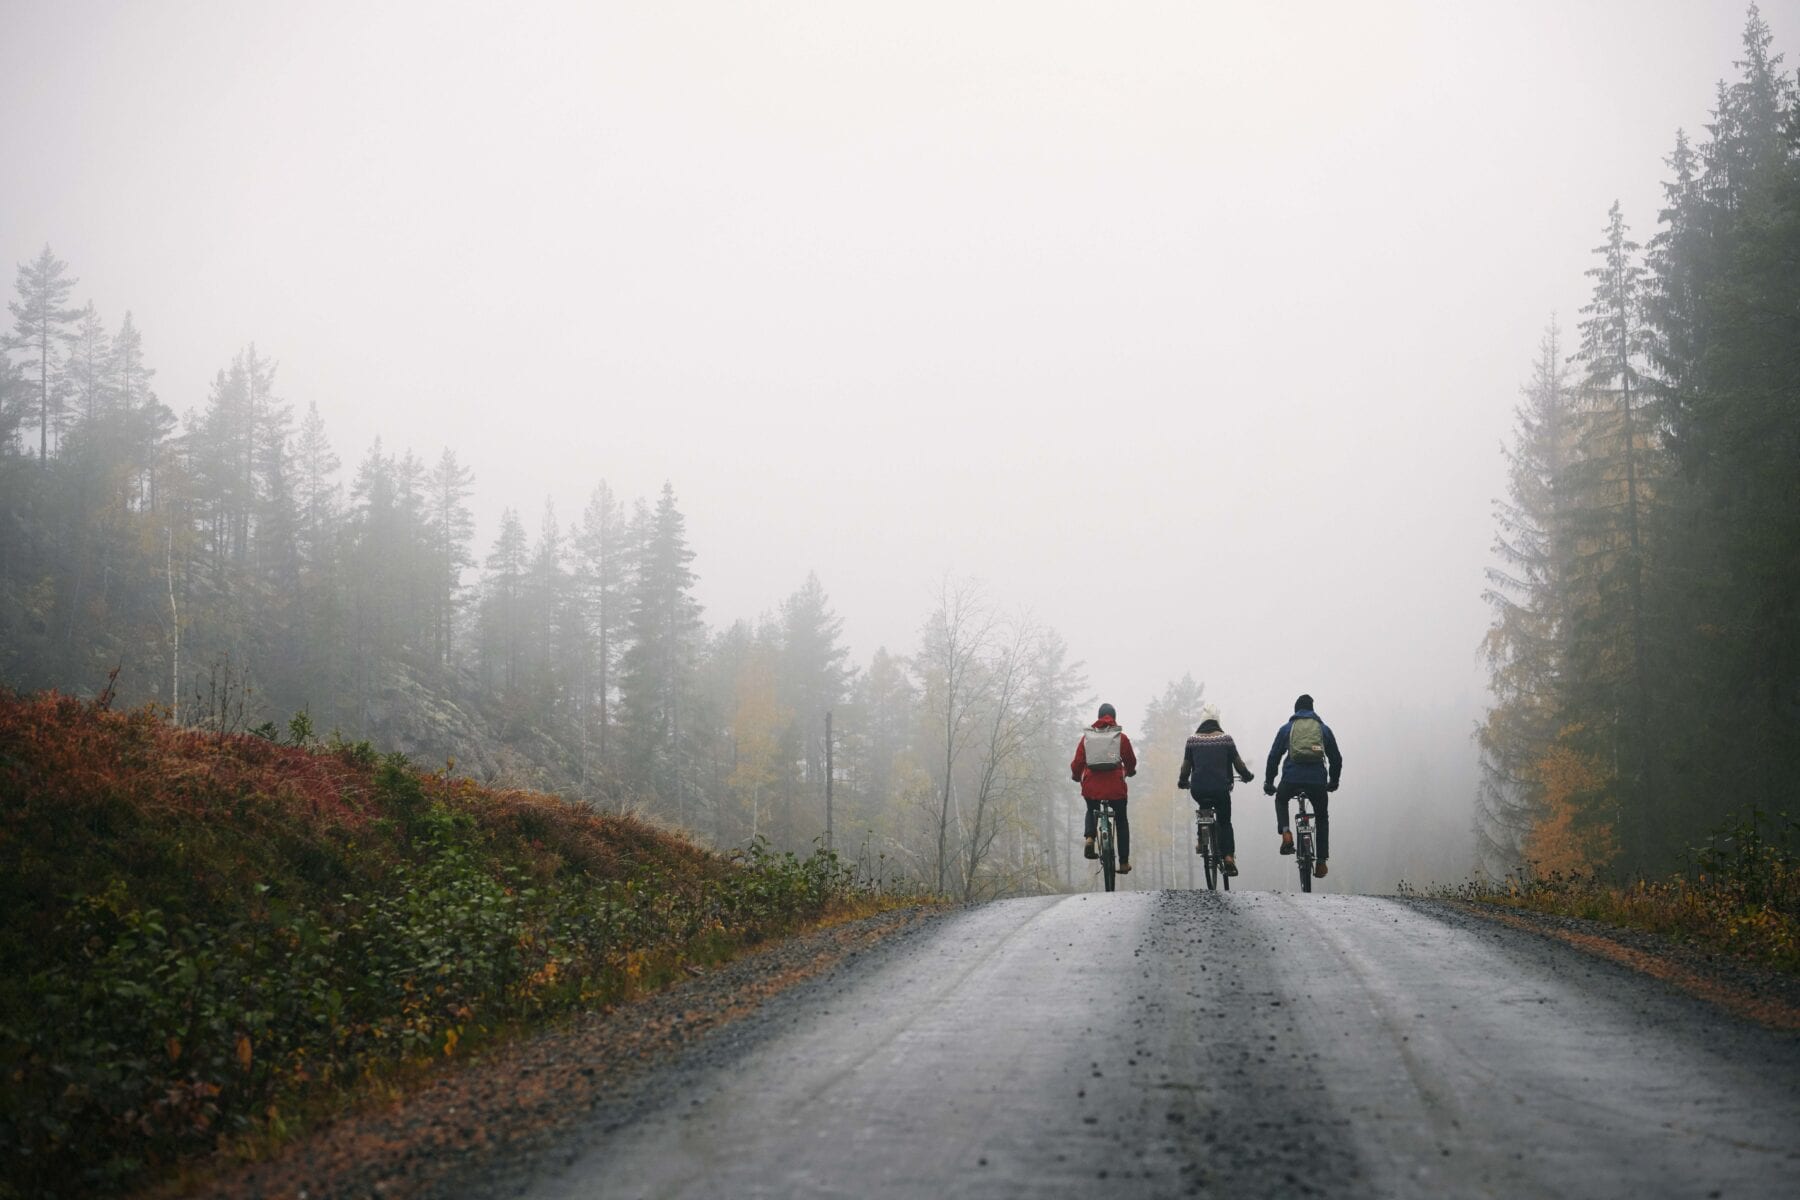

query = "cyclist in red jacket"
[1070, 703, 1138, 873]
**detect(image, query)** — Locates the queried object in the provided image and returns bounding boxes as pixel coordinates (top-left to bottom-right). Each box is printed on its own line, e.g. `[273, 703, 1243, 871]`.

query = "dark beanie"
[1098, 702, 1116, 719]
[1294, 694, 1314, 712]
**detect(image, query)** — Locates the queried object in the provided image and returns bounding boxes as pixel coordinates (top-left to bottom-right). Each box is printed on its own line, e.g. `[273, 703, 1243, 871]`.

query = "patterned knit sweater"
[1178, 730, 1252, 794]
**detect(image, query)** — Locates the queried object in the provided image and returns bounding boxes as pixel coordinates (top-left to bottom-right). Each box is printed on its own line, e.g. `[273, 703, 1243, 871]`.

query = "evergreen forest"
[1478, 7, 1800, 877]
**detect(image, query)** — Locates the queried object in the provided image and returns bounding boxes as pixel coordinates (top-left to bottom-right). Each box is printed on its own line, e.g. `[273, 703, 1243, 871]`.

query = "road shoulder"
[1409, 897, 1800, 1032]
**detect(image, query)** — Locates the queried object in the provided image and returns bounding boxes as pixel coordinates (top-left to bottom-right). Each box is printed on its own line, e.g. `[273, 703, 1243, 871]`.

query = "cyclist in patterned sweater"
[1176, 705, 1256, 877]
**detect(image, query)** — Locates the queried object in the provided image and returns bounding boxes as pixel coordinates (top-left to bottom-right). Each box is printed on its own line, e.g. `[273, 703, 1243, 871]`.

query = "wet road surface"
[513, 891, 1800, 1199]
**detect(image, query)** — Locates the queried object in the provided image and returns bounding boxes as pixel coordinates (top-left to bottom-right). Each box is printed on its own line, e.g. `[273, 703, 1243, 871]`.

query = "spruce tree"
[522, 500, 568, 715]
[574, 480, 631, 775]
[426, 449, 475, 672]
[294, 402, 341, 566]
[1572, 201, 1657, 858]
[619, 484, 703, 817]
[778, 571, 850, 828]
[1637, 8, 1800, 850]
[1478, 322, 1580, 873]
[482, 507, 529, 693]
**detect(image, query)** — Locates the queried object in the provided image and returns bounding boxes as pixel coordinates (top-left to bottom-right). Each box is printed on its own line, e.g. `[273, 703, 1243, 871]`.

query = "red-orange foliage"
[1524, 727, 1617, 876]
[0, 689, 718, 904]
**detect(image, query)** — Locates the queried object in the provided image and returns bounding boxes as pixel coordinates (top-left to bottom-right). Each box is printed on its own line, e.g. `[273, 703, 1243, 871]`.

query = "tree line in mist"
[1, 244, 1241, 897]
[1479, 6, 1799, 877]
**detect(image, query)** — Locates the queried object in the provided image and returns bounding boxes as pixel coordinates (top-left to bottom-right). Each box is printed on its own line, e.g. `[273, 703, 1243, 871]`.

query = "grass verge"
[1404, 809, 1798, 975]
[0, 690, 929, 1199]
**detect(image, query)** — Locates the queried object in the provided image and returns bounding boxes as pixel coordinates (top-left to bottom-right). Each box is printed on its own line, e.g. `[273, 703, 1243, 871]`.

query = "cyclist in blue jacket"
[1263, 694, 1343, 877]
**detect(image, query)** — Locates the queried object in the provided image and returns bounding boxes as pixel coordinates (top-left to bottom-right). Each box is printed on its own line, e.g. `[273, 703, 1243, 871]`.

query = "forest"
[4, 7, 1797, 894]
[1478, 7, 1800, 877]
[0, 267, 1257, 896]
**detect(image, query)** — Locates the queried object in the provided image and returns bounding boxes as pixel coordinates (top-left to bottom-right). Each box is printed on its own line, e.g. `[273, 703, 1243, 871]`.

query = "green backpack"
[1288, 716, 1325, 764]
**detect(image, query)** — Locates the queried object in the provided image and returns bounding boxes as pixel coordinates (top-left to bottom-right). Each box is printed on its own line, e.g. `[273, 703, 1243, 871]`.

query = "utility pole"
[824, 710, 834, 854]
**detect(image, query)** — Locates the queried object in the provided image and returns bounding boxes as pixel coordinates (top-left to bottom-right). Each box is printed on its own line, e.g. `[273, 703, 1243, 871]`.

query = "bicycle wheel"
[1202, 827, 1218, 891]
[1100, 818, 1117, 892]
[1298, 829, 1313, 893]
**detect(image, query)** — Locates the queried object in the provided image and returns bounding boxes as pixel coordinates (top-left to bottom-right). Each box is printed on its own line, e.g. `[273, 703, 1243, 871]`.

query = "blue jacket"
[1265, 710, 1342, 789]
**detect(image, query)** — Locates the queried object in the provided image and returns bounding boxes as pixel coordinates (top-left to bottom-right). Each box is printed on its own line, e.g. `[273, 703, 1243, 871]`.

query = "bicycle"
[1095, 800, 1120, 892]
[1292, 793, 1318, 893]
[1195, 802, 1229, 892]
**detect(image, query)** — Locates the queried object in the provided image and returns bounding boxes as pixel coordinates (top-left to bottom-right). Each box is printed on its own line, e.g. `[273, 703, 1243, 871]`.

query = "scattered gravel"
[189, 905, 950, 1200]
[185, 895, 1795, 1200]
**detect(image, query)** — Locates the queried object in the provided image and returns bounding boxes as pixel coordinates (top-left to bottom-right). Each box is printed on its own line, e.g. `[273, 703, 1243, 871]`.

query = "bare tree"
[914, 576, 996, 894]
[959, 616, 1038, 900]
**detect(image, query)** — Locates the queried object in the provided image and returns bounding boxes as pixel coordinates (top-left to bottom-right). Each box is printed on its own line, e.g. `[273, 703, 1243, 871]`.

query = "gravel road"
[512, 890, 1800, 1200]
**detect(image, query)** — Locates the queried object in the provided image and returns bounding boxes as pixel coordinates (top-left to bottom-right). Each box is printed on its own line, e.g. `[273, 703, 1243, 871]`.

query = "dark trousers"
[1189, 789, 1235, 856]
[1275, 782, 1330, 861]
[1084, 798, 1131, 863]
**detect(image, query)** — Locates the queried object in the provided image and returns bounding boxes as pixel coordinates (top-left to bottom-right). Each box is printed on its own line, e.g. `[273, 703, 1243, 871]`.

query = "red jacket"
[1070, 716, 1137, 801]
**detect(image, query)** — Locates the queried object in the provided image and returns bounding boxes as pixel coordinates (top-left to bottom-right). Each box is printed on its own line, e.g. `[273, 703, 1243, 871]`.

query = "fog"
[5, 0, 1787, 889]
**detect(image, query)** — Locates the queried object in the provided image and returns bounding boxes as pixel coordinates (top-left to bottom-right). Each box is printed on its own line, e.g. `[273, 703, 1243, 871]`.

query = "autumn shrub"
[0, 690, 883, 1199]
[1413, 808, 1799, 973]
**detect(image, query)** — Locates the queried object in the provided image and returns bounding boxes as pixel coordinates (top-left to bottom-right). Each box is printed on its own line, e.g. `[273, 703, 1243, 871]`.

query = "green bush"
[1409, 809, 1798, 973]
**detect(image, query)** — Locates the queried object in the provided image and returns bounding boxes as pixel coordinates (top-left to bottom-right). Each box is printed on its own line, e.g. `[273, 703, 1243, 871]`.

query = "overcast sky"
[5, 1, 1791, 858]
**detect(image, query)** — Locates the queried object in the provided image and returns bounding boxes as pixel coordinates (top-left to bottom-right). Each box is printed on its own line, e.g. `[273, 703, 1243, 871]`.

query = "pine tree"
[110, 311, 169, 513]
[113, 313, 152, 413]
[4, 246, 81, 464]
[0, 353, 22, 458]
[64, 303, 117, 432]
[191, 347, 278, 573]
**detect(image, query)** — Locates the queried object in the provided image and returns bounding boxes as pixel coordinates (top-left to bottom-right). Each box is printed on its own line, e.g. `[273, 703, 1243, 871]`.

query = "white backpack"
[1083, 726, 1123, 771]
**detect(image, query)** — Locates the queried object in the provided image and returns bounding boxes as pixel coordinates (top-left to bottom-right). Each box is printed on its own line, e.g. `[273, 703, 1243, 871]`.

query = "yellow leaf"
[236, 1034, 253, 1071]
[443, 1026, 460, 1057]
